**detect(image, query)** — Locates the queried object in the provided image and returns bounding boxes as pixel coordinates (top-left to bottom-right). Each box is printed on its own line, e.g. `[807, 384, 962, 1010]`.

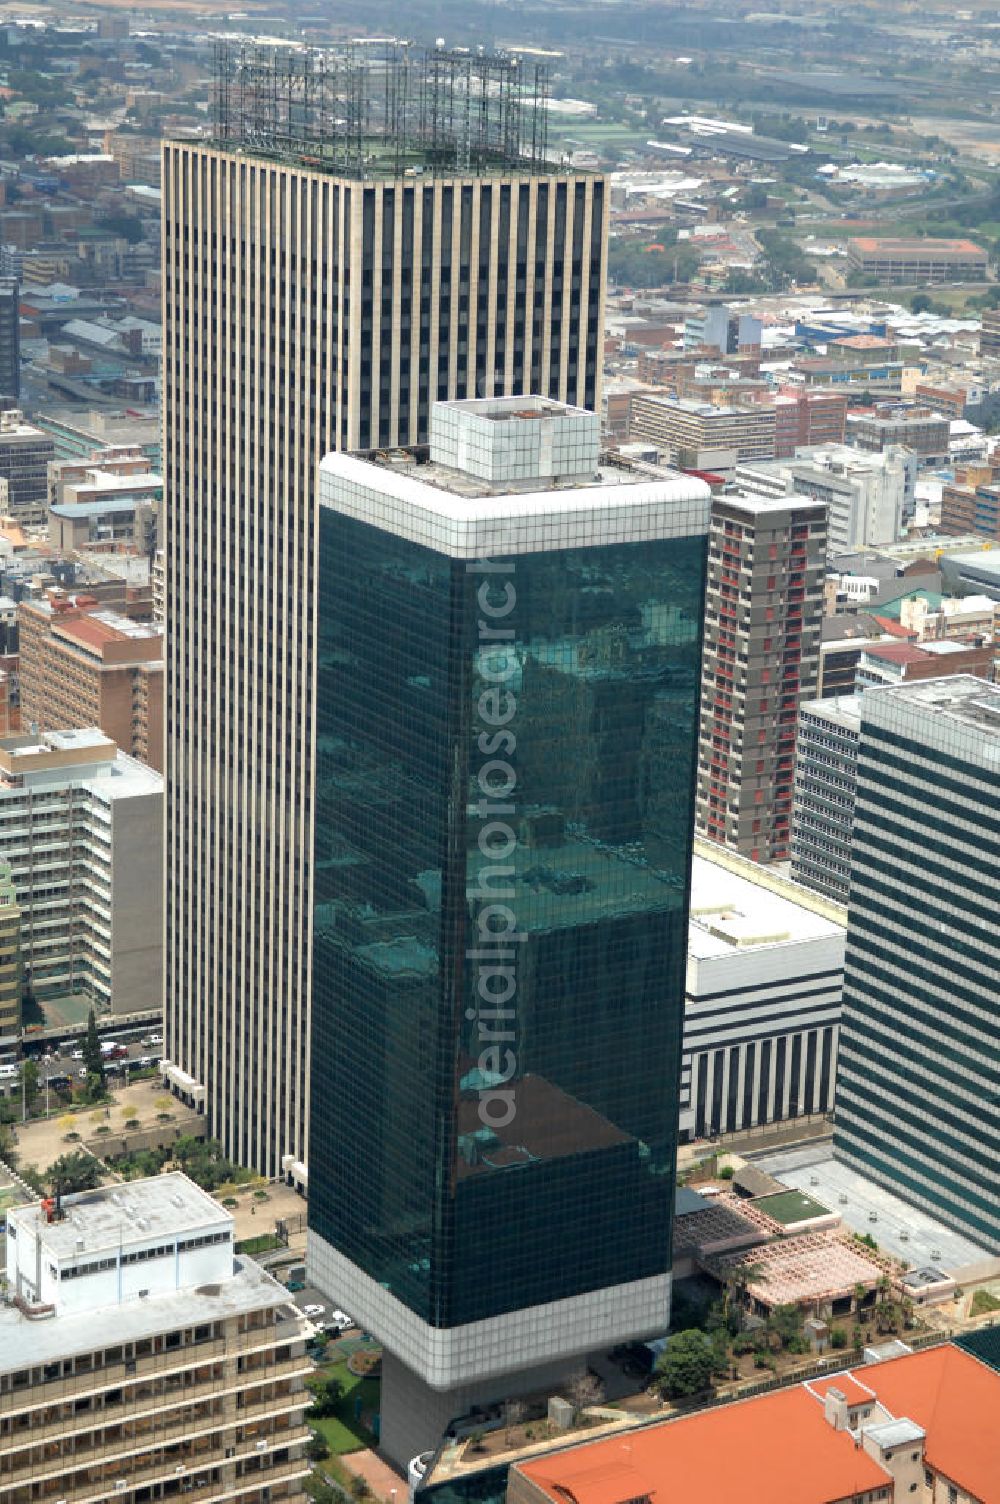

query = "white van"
[0, 1064, 19, 1081]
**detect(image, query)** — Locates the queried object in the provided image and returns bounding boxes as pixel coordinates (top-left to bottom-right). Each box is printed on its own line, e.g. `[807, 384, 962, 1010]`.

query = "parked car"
[325, 1311, 353, 1333]
[70, 1049, 84, 1061]
[286, 1280, 305, 1293]
[302, 1304, 325, 1319]
[142, 1033, 163, 1047]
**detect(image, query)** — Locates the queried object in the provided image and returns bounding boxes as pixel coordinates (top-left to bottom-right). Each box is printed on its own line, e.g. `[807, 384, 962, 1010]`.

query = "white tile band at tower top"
[319, 454, 712, 559]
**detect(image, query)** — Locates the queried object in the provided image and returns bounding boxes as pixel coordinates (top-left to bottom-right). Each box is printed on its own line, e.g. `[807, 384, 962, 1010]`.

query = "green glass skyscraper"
[308, 397, 710, 1463]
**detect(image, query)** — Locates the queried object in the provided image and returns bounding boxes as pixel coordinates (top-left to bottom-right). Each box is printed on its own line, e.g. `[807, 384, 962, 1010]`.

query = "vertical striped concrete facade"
[833, 677, 1000, 1253]
[161, 141, 606, 1176]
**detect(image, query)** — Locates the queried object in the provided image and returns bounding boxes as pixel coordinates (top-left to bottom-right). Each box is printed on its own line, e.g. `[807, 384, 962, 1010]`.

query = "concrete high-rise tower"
[834, 676, 1000, 1254]
[695, 494, 827, 863]
[160, 41, 607, 1177]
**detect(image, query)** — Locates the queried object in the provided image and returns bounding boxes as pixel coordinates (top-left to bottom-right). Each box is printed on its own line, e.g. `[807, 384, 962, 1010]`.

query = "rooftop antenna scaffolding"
[210, 38, 552, 179]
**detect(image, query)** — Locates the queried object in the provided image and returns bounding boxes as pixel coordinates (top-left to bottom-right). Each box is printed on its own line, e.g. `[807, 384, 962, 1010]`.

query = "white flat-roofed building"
[1, 1173, 312, 1504]
[6, 1171, 234, 1316]
[682, 840, 846, 1142]
[0, 727, 162, 1014]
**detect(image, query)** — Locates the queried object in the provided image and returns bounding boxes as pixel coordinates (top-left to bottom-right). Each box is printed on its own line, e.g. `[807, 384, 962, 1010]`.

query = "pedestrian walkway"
[340, 1448, 406, 1501]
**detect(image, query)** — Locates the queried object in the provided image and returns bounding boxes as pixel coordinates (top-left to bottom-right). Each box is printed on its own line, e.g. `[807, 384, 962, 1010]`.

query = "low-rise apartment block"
[847, 235, 988, 284]
[0, 859, 20, 1049]
[629, 392, 776, 470]
[940, 470, 1000, 541]
[19, 593, 163, 771]
[980, 305, 1000, 357]
[737, 445, 907, 555]
[0, 410, 55, 527]
[47, 446, 162, 555]
[0, 728, 162, 1014]
[1, 1173, 311, 1504]
[769, 389, 848, 456]
[845, 408, 951, 462]
[855, 638, 995, 691]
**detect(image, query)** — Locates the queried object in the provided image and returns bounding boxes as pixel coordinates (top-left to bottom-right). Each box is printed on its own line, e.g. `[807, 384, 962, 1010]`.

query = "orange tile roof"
[846, 1347, 1000, 1504]
[807, 1373, 877, 1407]
[519, 1346, 1000, 1504]
[520, 1385, 890, 1504]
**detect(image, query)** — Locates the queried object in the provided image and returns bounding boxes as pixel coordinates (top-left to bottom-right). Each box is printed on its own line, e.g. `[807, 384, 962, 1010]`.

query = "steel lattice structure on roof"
[211, 37, 551, 178]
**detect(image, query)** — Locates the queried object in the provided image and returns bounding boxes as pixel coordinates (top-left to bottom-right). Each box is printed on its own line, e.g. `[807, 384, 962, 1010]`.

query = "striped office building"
[834, 676, 1000, 1253]
[681, 841, 846, 1143]
[160, 44, 607, 1178]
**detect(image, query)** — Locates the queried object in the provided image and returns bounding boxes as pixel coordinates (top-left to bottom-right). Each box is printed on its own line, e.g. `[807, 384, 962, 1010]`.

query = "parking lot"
[284, 1281, 359, 1336]
[21, 1023, 164, 1095]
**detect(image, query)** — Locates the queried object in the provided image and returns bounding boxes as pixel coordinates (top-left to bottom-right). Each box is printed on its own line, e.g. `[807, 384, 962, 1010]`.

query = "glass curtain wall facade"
[834, 678, 1000, 1253]
[310, 511, 706, 1332]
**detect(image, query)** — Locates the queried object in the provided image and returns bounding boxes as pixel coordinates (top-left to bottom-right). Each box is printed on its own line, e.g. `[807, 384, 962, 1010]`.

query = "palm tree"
[723, 1261, 766, 1334]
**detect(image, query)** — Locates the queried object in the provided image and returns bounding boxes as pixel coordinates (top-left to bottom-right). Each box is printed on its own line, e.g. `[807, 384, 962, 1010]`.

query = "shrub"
[830, 1327, 848, 1350]
[307, 1377, 343, 1418]
[717, 1166, 735, 1180]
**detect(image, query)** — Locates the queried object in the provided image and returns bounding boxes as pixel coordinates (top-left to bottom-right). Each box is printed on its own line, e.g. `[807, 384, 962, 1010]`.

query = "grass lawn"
[308, 1356, 380, 1455]
[754, 1189, 831, 1225]
[970, 1288, 1000, 1317]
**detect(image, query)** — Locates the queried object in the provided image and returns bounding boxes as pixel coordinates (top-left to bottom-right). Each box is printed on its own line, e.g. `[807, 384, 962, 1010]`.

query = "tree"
[722, 1261, 765, 1333]
[307, 1376, 343, 1418]
[504, 1399, 526, 1444]
[767, 1303, 803, 1351]
[566, 1371, 605, 1417]
[82, 1010, 105, 1092]
[304, 1477, 338, 1504]
[655, 1329, 717, 1399]
[21, 1059, 39, 1111]
[304, 1434, 329, 1462]
[48, 1150, 101, 1195]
